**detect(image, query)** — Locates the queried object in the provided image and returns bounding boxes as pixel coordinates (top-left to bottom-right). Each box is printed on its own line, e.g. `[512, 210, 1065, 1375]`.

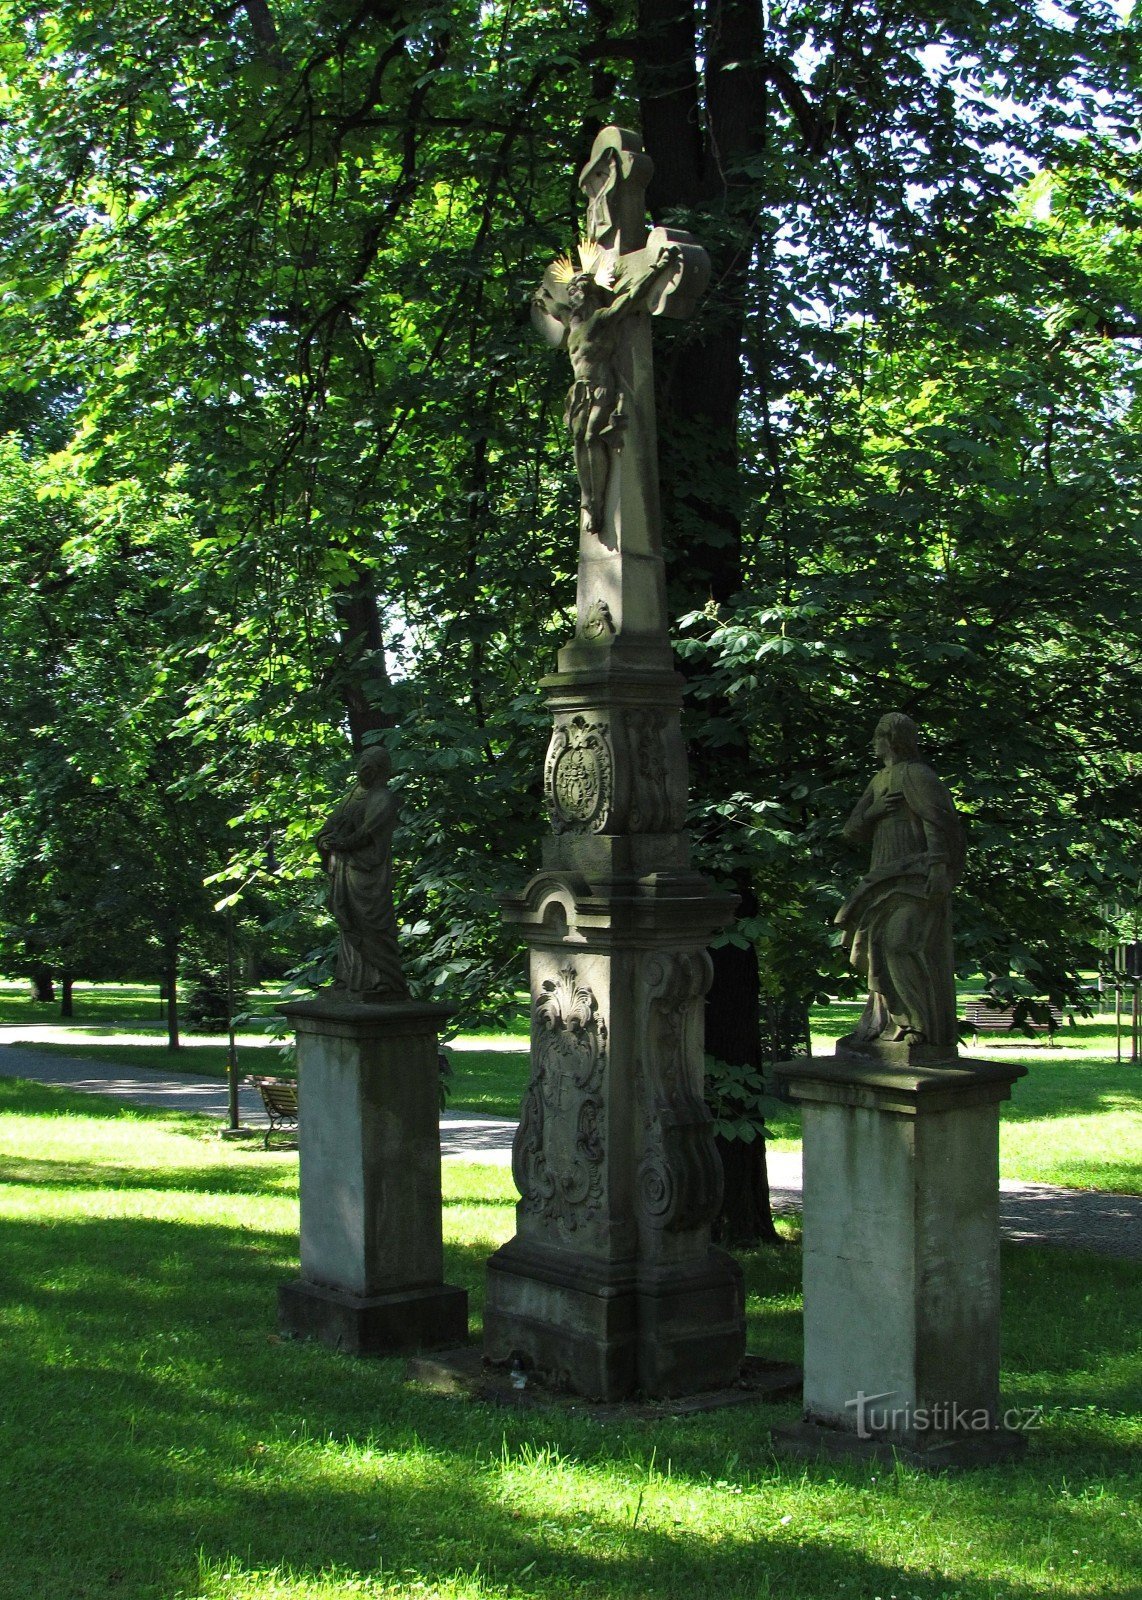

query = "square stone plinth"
[776, 1052, 1025, 1457]
[485, 1238, 744, 1401]
[279, 995, 468, 1354]
[279, 1279, 469, 1357]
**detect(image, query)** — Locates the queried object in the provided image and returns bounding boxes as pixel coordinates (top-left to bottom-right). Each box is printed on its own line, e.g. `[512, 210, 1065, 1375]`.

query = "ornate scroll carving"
[626, 710, 679, 834]
[512, 964, 607, 1233]
[545, 715, 613, 833]
[635, 951, 723, 1234]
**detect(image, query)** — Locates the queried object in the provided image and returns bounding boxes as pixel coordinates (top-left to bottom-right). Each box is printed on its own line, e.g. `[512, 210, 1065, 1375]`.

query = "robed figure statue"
[835, 713, 965, 1050]
[317, 746, 409, 1002]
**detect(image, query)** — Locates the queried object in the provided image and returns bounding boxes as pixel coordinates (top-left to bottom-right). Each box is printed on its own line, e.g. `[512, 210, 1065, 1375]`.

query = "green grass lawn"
[0, 1078, 1138, 1600]
[0, 978, 287, 1029]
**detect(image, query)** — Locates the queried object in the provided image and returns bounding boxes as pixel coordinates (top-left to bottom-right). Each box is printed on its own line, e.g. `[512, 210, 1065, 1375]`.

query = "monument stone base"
[279, 1279, 468, 1357]
[774, 1048, 1026, 1464]
[485, 1239, 744, 1401]
[773, 1416, 1026, 1472]
[278, 994, 468, 1355]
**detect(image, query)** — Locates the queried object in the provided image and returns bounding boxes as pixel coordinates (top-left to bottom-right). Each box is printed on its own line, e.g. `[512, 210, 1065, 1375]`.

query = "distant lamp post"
[1113, 941, 1142, 1065]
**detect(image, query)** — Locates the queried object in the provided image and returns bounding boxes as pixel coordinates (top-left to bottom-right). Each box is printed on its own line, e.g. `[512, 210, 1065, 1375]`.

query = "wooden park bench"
[964, 1001, 1064, 1049]
[248, 1076, 299, 1148]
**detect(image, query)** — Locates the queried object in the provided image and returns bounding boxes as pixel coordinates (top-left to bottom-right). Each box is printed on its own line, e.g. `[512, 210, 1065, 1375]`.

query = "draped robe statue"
[835, 714, 965, 1050]
[317, 747, 409, 1002]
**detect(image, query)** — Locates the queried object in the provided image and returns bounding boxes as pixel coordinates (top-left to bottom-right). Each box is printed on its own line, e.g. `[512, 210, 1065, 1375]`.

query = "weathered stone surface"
[316, 747, 409, 1002]
[279, 996, 468, 1354]
[836, 713, 965, 1051]
[776, 1052, 1025, 1457]
[486, 124, 745, 1398]
[279, 1280, 468, 1358]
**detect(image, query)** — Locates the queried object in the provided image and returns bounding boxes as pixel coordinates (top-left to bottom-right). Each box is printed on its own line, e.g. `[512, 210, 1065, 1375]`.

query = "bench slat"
[248, 1076, 299, 1147]
[964, 1002, 1063, 1043]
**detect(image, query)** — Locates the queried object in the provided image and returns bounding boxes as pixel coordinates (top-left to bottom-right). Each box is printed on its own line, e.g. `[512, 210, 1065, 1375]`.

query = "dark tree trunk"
[715, 1134, 780, 1246]
[30, 965, 54, 1003]
[705, 882, 780, 1244]
[164, 940, 180, 1051]
[60, 971, 74, 1019]
[637, 0, 774, 1242]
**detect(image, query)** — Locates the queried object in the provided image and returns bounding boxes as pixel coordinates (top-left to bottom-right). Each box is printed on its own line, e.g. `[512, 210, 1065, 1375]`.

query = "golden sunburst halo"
[548, 238, 614, 288]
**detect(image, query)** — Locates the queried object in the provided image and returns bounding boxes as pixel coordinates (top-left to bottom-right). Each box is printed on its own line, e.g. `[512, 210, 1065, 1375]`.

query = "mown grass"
[0, 979, 287, 1028]
[0, 1077, 1138, 1600]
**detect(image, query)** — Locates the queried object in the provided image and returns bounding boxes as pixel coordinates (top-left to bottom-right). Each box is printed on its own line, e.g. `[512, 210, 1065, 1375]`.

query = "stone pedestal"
[775, 1046, 1026, 1466]
[485, 869, 744, 1399]
[483, 650, 746, 1400]
[278, 996, 468, 1355]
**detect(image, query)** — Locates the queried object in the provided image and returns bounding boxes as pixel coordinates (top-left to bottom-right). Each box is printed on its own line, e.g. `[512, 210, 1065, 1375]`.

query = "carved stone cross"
[488, 128, 744, 1399]
[532, 127, 710, 663]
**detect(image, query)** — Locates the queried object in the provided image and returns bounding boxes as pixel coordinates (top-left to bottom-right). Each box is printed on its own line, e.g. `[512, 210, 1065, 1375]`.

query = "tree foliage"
[0, 1, 1140, 1118]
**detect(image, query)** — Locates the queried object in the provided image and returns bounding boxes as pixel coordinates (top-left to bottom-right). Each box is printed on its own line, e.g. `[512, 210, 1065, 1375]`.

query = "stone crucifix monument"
[483, 127, 746, 1400]
[777, 714, 1026, 1466]
[278, 747, 468, 1356]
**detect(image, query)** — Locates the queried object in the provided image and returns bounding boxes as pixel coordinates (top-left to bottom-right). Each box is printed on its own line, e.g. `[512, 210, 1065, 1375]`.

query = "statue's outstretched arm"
[600, 243, 684, 322]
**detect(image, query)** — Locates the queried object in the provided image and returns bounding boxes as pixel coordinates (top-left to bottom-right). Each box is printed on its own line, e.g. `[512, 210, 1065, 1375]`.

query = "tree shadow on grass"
[0, 1152, 300, 1196]
[0, 1208, 1138, 1600]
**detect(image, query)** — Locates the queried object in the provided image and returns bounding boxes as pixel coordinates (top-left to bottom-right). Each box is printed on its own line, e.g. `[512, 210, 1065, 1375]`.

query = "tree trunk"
[30, 965, 54, 1003]
[705, 884, 780, 1245]
[637, 0, 773, 1243]
[715, 1134, 780, 1246]
[60, 970, 74, 1019]
[164, 941, 180, 1050]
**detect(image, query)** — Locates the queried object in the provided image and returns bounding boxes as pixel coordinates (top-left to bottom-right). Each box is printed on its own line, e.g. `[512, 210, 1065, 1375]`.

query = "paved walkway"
[1, 1040, 1138, 1260]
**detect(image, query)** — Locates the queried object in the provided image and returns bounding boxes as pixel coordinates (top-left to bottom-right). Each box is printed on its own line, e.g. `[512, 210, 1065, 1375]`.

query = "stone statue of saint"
[835, 713, 965, 1051]
[534, 237, 684, 537]
[316, 746, 409, 1001]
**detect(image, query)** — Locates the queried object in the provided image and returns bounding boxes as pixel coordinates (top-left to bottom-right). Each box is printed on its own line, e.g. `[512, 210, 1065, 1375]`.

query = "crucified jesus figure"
[535, 241, 683, 537]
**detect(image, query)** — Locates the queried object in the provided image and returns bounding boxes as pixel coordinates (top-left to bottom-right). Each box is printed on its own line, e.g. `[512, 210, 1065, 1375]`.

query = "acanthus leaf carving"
[512, 963, 607, 1234]
[635, 951, 723, 1234]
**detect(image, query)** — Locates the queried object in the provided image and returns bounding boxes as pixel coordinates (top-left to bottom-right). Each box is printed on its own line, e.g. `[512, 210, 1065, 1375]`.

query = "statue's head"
[873, 713, 920, 764]
[357, 745, 393, 786]
[566, 272, 603, 313]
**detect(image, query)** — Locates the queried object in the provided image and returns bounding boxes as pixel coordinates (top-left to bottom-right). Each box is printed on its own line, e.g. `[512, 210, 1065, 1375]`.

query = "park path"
[1, 1035, 1139, 1261]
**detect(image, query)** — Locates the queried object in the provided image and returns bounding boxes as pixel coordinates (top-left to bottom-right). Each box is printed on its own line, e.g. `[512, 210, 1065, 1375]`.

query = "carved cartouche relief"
[635, 951, 723, 1234]
[512, 963, 607, 1234]
[544, 706, 687, 837]
[545, 716, 614, 834]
